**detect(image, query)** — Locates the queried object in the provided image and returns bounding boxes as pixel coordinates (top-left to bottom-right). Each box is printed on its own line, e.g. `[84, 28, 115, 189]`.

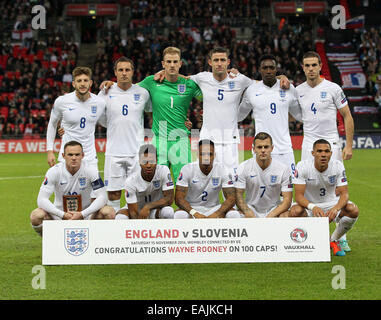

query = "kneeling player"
[235, 132, 293, 218]
[290, 139, 359, 256]
[116, 144, 174, 219]
[30, 141, 114, 236]
[174, 139, 238, 219]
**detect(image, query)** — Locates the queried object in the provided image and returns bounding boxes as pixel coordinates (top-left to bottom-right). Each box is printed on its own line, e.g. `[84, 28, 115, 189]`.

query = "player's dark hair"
[303, 51, 322, 64]
[259, 54, 277, 66]
[209, 47, 229, 59]
[63, 140, 83, 153]
[113, 56, 135, 71]
[253, 132, 273, 146]
[313, 139, 331, 150]
[198, 139, 215, 149]
[72, 66, 92, 79]
[139, 144, 157, 159]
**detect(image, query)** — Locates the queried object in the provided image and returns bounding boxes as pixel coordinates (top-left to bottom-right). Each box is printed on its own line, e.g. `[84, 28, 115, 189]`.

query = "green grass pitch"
[0, 149, 380, 300]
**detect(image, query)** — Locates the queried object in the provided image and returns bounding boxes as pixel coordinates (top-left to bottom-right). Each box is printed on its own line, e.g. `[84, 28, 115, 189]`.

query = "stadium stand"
[0, 0, 380, 139]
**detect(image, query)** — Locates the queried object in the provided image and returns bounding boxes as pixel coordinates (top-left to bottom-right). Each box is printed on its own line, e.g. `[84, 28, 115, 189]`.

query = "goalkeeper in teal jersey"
[139, 47, 203, 181]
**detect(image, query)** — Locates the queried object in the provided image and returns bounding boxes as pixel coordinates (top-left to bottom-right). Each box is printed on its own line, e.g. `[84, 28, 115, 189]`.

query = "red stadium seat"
[18, 123, 25, 133]
[36, 50, 44, 60]
[41, 61, 50, 69]
[0, 106, 9, 120]
[6, 71, 15, 79]
[12, 45, 20, 58]
[51, 61, 58, 68]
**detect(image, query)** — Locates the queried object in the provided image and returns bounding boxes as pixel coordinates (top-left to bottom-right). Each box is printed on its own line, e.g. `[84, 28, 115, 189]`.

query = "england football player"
[138, 47, 202, 182]
[97, 56, 151, 213]
[46, 67, 106, 171]
[100, 47, 202, 182]
[235, 132, 293, 218]
[116, 144, 175, 219]
[297, 51, 354, 162]
[30, 141, 114, 236]
[174, 139, 238, 219]
[290, 139, 359, 256]
[238, 54, 302, 177]
[155, 48, 291, 179]
[188, 47, 253, 179]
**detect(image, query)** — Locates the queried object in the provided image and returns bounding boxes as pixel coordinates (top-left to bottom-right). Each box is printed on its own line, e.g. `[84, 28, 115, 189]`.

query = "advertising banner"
[43, 218, 330, 265]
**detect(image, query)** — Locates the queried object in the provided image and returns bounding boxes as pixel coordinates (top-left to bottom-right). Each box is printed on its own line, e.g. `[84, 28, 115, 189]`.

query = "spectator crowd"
[1, 0, 380, 138]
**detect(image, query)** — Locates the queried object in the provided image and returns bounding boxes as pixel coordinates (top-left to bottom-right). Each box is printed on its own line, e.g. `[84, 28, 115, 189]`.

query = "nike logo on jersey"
[109, 95, 115, 98]
[299, 95, 305, 98]
[255, 94, 262, 96]
[192, 180, 199, 184]
[68, 108, 75, 111]
[60, 182, 67, 185]
[307, 178, 315, 181]
[250, 175, 257, 178]
[156, 84, 163, 86]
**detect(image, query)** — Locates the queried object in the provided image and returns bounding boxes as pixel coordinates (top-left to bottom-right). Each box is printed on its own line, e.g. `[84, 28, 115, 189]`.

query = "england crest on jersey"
[91, 105, 97, 114]
[228, 81, 235, 89]
[79, 177, 86, 186]
[212, 177, 220, 186]
[64, 228, 89, 256]
[153, 180, 160, 189]
[320, 91, 327, 99]
[178, 84, 186, 94]
[134, 94, 140, 102]
[271, 175, 277, 184]
[279, 90, 286, 98]
[328, 175, 336, 185]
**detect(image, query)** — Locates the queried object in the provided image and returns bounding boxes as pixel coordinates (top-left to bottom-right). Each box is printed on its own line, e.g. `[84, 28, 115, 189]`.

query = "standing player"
[97, 56, 151, 213]
[174, 139, 238, 219]
[138, 47, 203, 182]
[235, 132, 293, 218]
[238, 54, 302, 177]
[290, 139, 359, 256]
[116, 144, 174, 219]
[188, 47, 253, 179]
[297, 51, 354, 162]
[297, 51, 355, 250]
[46, 67, 106, 171]
[30, 141, 114, 236]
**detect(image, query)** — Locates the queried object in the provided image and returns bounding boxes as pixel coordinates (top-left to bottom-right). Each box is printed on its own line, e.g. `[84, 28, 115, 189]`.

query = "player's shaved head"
[313, 139, 331, 150]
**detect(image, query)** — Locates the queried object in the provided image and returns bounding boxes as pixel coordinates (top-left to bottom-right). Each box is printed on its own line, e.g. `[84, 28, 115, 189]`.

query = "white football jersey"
[293, 159, 348, 204]
[124, 165, 174, 211]
[190, 72, 252, 143]
[296, 79, 348, 145]
[238, 79, 301, 154]
[176, 161, 234, 208]
[235, 158, 293, 213]
[39, 162, 105, 213]
[98, 84, 151, 157]
[47, 92, 106, 163]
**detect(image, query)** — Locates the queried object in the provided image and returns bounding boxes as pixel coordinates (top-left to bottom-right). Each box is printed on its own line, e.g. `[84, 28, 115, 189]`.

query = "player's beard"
[76, 87, 90, 100]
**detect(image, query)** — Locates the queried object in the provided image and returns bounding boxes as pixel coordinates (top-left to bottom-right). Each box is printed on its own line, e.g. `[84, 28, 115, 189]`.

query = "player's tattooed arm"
[175, 186, 193, 213]
[140, 189, 174, 219]
[208, 187, 236, 218]
[235, 188, 255, 218]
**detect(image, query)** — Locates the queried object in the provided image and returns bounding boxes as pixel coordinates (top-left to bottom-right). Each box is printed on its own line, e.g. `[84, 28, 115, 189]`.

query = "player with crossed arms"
[235, 132, 293, 218]
[174, 139, 239, 219]
[30, 141, 114, 236]
[290, 139, 359, 256]
[116, 144, 175, 219]
[46, 67, 106, 171]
